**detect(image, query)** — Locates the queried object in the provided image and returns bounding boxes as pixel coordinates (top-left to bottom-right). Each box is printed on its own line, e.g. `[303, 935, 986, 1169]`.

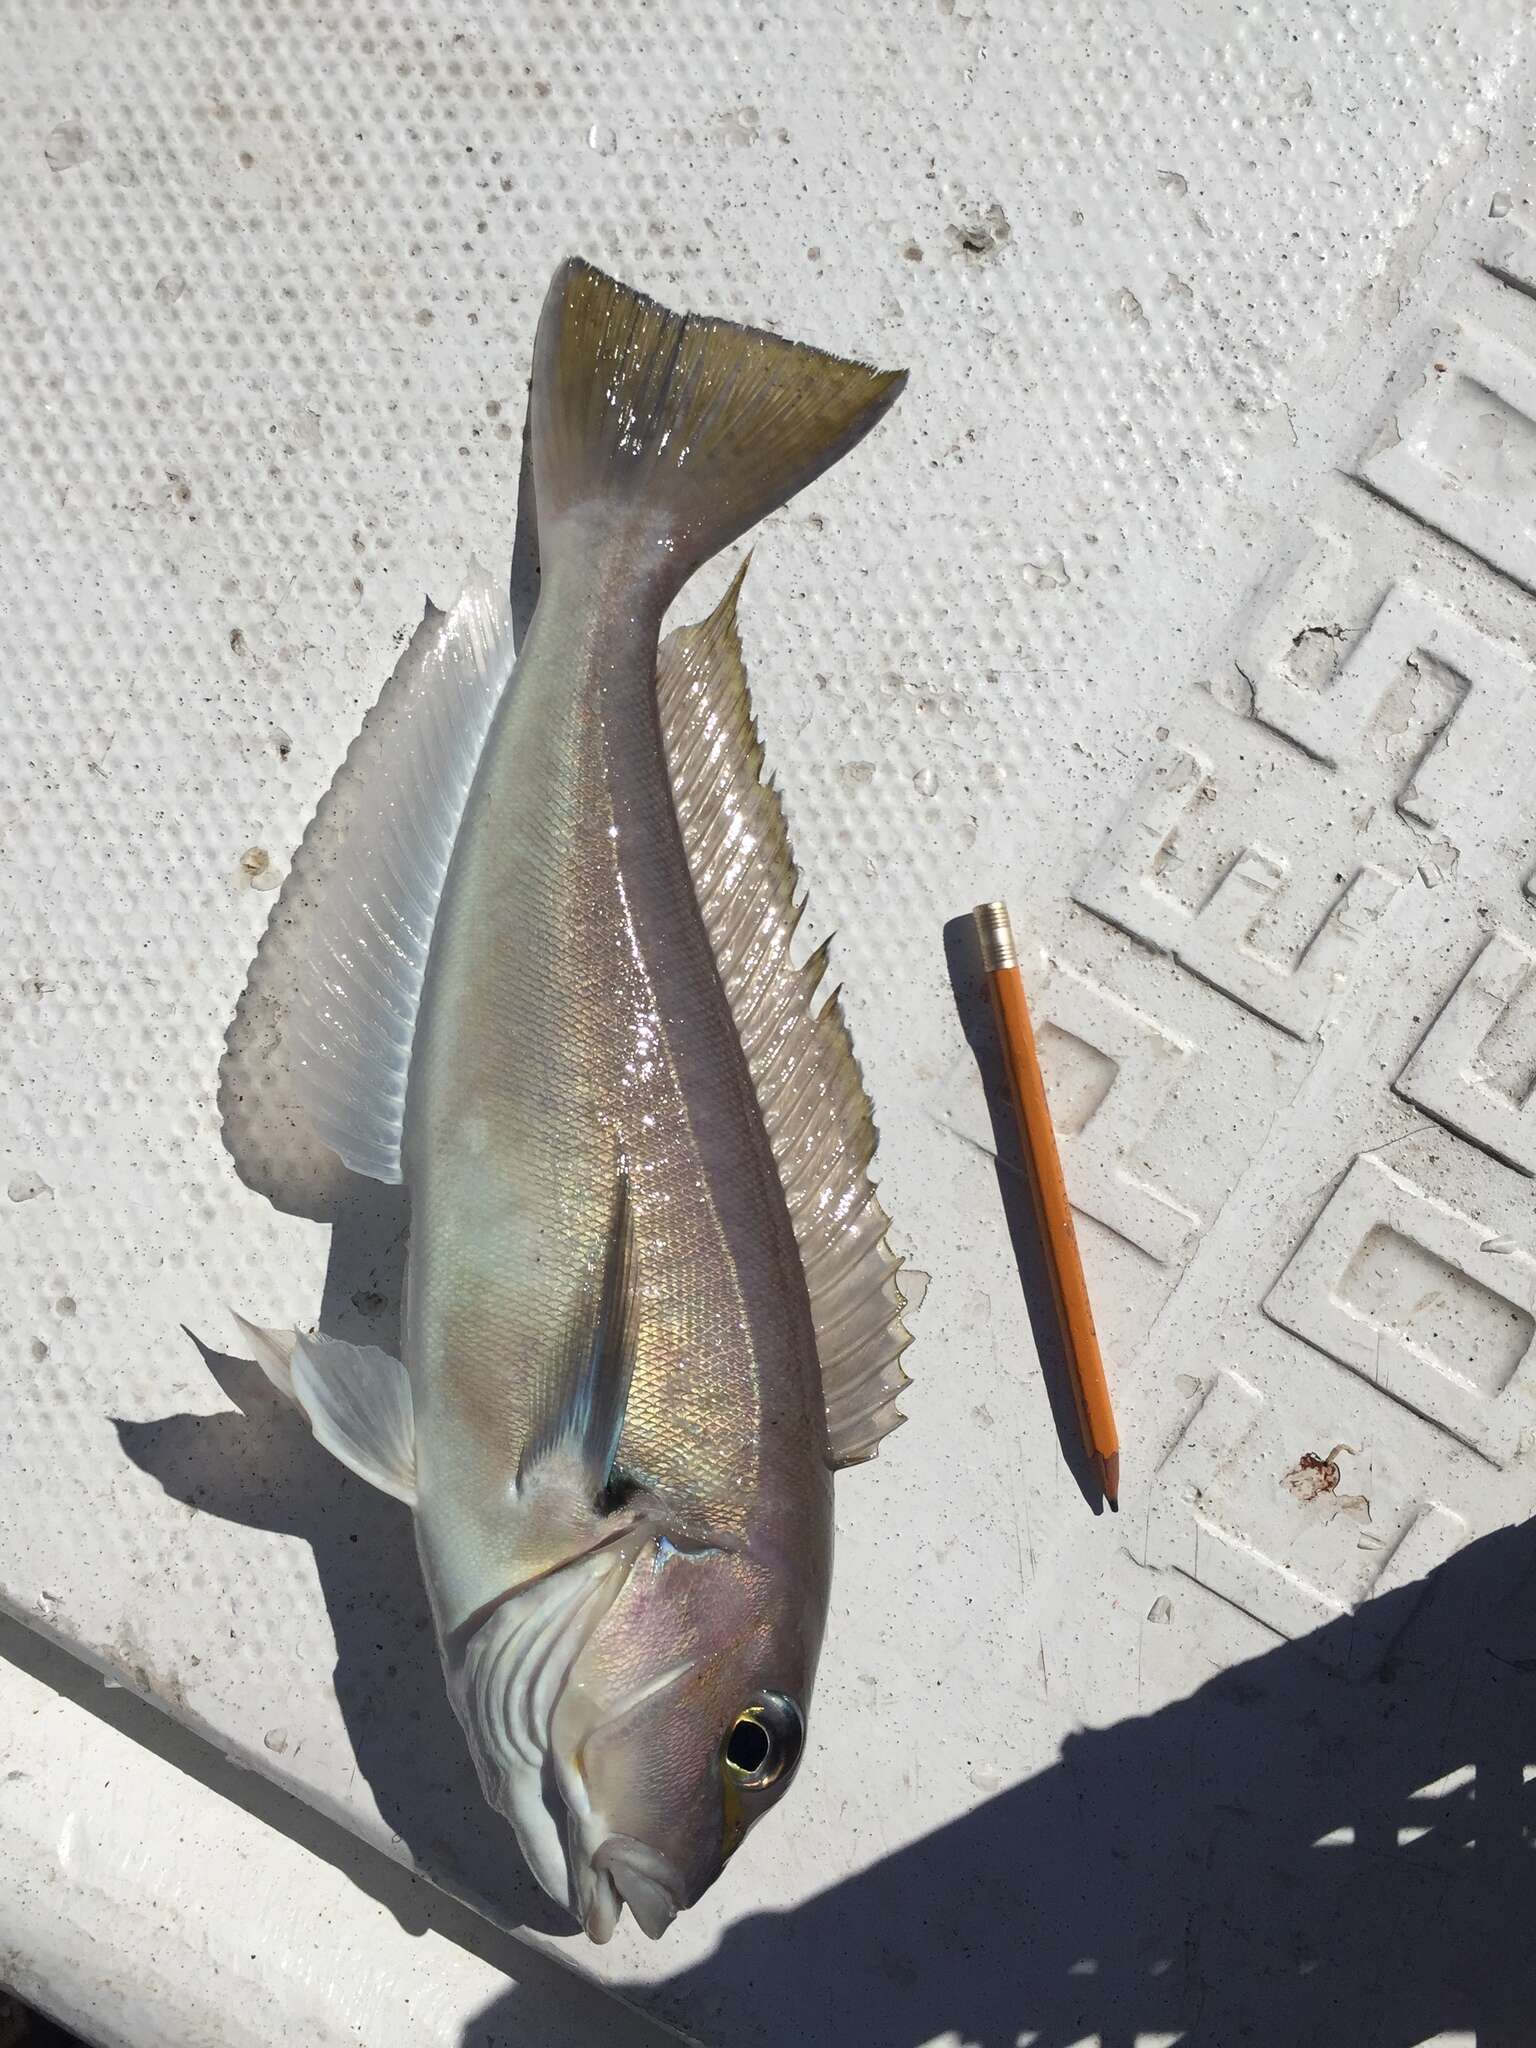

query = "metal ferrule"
[972, 898, 1018, 972]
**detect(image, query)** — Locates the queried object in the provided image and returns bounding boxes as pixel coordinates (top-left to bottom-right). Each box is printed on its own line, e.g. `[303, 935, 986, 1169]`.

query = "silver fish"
[239, 259, 911, 1940]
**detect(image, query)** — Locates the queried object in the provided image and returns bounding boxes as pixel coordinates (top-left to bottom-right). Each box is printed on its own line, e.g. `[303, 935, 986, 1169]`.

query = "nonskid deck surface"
[4, 3, 1534, 2041]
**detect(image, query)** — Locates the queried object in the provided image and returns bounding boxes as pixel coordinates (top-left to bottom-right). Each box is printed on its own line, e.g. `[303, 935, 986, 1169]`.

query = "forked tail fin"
[531, 257, 905, 581]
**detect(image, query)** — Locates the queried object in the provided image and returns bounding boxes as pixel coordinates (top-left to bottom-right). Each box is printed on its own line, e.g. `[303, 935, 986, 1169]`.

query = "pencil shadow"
[941, 912, 1100, 1511]
[465, 1513, 1536, 2047]
[117, 382, 563, 1937]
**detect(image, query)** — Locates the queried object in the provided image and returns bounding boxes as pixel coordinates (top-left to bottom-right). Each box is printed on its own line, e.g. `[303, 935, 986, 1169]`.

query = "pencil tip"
[1100, 1451, 1120, 1510]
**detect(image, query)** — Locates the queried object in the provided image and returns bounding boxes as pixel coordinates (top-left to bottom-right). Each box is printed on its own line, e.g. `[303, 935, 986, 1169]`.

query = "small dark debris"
[1282, 1443, 1355, 1504]
[949, 201, 1011, 258]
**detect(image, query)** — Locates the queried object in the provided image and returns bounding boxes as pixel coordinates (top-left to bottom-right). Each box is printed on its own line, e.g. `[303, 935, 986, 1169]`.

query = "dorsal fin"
[656, 564, 911, 1467]
[289, 564, 515, 1183]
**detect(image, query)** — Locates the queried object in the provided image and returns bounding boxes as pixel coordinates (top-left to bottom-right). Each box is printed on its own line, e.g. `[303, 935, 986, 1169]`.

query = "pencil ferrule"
[973, 899, 1018, 972]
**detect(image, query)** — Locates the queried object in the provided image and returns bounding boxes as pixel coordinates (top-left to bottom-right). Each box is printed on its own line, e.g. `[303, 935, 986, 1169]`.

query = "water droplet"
[912, 765, 939, 797]
[44, 121, 90, 173]
[978, 761, 1007, 790]
[263, 1728, 290, 1754]
[900, 1269, 931, 1317]
[588, 124, 617, 157]
[8, 1172, 50, 1204]
[1490, 191, 1513, 219]
[1147, 1595, 1173, 1624]
[237, 846, 282, 891]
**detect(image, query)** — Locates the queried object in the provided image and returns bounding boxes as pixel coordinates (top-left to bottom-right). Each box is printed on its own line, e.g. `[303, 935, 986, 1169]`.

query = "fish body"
[247, 260, 910, 1939]
[407, 538, 829, 1631]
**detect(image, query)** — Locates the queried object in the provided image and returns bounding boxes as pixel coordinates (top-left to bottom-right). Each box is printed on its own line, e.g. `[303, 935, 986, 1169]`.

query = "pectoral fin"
[231, 1311, 417, 1506]
[518, 1173, 638, 1505]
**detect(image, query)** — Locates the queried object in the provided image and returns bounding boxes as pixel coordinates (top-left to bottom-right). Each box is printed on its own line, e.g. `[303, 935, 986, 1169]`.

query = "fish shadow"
[941, 911, 1101, 1511]
[114, 1336, 563, 1935]
[464, 1513, 1536, 2047]
[117, 392, 568, 1937]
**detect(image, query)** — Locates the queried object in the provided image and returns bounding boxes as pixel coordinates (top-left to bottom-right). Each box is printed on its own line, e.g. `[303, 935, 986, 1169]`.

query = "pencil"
[972, 899, 1121, 1509]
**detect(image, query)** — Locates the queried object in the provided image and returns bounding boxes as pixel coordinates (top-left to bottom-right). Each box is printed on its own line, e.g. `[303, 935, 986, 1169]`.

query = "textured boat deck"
[5, 4, 1536, 2043]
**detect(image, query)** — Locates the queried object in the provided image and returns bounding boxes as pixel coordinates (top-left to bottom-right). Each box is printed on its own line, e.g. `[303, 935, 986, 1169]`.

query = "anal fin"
[290, 564, 517, 1185]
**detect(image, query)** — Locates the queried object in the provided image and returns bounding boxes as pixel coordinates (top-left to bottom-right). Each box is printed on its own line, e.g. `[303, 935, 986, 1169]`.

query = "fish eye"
[722, 1691, 804, 1790]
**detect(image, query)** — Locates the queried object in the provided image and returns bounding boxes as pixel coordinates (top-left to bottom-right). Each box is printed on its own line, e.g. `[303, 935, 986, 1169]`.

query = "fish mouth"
[583, 1834, 684, 1942]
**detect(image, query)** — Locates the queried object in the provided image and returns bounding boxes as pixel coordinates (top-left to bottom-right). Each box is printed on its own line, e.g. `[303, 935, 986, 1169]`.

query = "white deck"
[4, 3, 1535, 2042]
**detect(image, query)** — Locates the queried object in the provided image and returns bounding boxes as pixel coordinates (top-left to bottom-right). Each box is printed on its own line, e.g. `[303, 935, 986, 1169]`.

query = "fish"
[237, 258, 911, 1941]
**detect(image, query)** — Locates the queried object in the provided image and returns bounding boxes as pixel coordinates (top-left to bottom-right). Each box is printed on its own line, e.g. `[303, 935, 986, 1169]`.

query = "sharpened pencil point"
[1100, 1452, 1120, 1509]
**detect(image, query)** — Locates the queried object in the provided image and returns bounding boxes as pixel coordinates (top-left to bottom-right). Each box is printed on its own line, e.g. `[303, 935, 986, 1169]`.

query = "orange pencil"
[973, 899, 1121, 1508]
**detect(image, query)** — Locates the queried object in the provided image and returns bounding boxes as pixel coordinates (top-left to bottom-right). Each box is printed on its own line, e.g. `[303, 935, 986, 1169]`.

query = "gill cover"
[447, 1531, 650, 1914]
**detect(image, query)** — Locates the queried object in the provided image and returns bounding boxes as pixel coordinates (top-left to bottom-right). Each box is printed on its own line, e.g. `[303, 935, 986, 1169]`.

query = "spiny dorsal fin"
[657, 566, 911, 1468]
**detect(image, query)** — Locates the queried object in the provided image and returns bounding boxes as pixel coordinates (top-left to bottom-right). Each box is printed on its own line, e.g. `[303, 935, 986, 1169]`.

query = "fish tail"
[531, 258, 905, 583]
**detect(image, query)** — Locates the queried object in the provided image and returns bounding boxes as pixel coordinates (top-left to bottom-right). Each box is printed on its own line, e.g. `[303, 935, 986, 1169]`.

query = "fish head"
[549, 1525, 823, 1941]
